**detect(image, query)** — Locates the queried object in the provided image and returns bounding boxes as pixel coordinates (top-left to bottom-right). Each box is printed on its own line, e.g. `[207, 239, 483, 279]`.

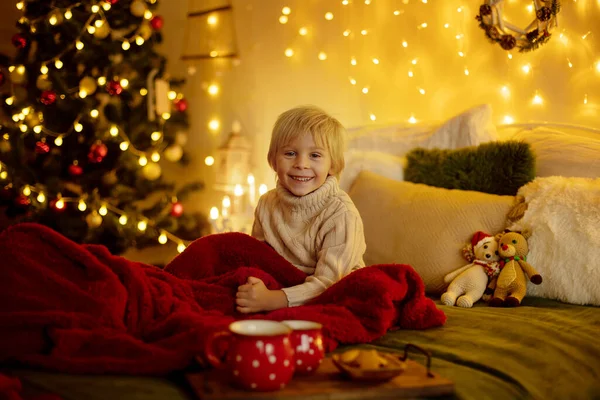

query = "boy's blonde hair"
[267, 106, 346, 178]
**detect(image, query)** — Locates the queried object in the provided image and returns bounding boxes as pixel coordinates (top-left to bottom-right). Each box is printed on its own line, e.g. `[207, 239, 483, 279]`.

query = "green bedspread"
[9, 298, 600, 400]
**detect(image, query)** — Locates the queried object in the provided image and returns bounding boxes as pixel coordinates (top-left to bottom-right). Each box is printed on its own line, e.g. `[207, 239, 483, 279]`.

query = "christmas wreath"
[476, 0, 560, 53]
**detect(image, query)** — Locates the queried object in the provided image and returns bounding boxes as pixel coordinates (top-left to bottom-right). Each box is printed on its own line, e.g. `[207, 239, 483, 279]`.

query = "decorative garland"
[476, 0, 560, 53]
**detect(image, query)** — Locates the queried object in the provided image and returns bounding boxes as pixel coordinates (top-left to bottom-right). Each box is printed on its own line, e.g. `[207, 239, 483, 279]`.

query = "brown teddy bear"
[489, 230, 542, 307]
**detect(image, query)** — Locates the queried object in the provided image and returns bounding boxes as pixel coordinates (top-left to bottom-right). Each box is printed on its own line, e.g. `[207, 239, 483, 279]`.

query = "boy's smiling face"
[275, 132, 333, 197]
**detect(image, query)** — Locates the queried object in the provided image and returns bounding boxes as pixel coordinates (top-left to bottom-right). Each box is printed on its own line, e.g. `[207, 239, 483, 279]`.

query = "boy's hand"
[236, 276, 287, 313]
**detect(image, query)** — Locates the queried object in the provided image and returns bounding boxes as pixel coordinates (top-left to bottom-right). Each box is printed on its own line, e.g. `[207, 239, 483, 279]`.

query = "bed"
[4, 106, 600, 400]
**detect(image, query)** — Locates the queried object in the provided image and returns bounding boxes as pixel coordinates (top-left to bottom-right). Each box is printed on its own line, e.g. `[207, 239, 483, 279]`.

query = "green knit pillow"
[404, 141, 535, 196]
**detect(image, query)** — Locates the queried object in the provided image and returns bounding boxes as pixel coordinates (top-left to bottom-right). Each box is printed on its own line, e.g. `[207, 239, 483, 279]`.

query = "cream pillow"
[511, 128, 600, 178]
[348, 171, 514, 294]
[339, 150, 405, 192]
[346, 104, 498, 157]
[508, 176, 600, 305]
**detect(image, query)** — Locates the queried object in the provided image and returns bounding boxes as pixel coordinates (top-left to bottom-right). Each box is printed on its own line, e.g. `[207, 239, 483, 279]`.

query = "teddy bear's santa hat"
[471, 231, 494, 250]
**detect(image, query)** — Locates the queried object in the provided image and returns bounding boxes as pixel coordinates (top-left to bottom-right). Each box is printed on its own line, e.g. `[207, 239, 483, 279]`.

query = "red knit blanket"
[0, 223, 444, 379]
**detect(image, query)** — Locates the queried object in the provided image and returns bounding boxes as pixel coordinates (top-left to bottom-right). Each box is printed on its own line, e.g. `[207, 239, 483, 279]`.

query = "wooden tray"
[186, 355, 454, 399]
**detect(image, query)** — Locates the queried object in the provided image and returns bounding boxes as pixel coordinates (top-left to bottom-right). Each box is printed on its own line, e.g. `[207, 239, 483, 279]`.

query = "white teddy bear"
[441, 231, 502, 308]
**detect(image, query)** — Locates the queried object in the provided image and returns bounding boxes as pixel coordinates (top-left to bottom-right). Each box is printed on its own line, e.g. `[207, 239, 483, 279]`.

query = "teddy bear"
[489, 229, 542, 307]
[441, 231, 502, 308]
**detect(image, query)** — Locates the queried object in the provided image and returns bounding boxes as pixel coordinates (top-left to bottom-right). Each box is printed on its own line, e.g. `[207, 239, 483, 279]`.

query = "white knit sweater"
[251, 176, 366, 307]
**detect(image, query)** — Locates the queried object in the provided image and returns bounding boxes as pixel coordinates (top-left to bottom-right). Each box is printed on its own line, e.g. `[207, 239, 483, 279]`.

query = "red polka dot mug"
[282, 320, 325, 375]
[204, 320, 295, 391]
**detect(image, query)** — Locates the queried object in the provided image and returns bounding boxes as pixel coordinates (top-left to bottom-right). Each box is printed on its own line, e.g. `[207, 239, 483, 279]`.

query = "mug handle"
[204, 330, 232, 369]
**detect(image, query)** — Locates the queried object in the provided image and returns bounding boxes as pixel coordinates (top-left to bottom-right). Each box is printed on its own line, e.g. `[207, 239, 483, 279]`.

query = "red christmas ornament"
[35, 141, 50, 154]
[106, 81, 123, 96]
[107, 0, 119, 3]
[88, 142, 108, 163]
[14, 194, 31, 208]
[68, 164, 83, 176]
[50, 199, 67, 213]
[170, 201, 183, 217]
[40, 90, 57, 105]
[150, 15, 164, 30]
[11, 33, 27, 49]
[173, 98, 188, 112]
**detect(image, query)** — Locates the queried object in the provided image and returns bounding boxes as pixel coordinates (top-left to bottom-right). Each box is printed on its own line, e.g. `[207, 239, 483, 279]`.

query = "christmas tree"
[0, 0, 205, 255]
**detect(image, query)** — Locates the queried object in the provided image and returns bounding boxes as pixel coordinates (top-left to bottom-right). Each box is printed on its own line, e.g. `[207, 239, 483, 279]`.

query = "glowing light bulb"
[79, 90, 87, 98]
[103, 3, 111, 11]
[464, 68, 470, 76]
[54, 136, 63, 146]
[177, 243, 186, 253]
[408, 70, 414, 78]
[369, 114, 376, 121]
[87, 25, 96, 34]
[94, 20, 103, 28]
[532, 93, 543, 105]
[299, 27, 308, 35]
[74, 122, 83, 132]
[55, 199, 65, 209]
[135, 36, 145, 46]
[458, 51, 464, 57]
[408, 115, 417, 124]
[76, 40, 84, 50]
[16, 65, 25, 74]
[5, 96, 14, 105]
[279, 15, 288, 24]
[139, 156, 148, 166]
[90, 109, 99, 118]
[342, 0, 349, 4]
[64, 10, 72, 19]
[37, 192, 46, 203]
[457, 6, 463, 12]
[33, 125, 42, 134]
[522, 64, 531, 74]
[411, 58, 418, 65]
[318, 52, 327, 60]
[282, 6, 291, 15]
[122, 41, 131, 50]
[349, 77, 357, 85]
[444, 23, 450, 28]
[343, 29, 351, 37]
[210, 207, 219, 220]
[362, 87, 369, 94]
[151, 131, 162, 141]
[419, 88, 426, 95]
[208, 119, 220, 131]
[508, 53, 513, 60]
[119, 215, 128, 225]
[144, 10, 153, 19]
[16, 1, 24, 10]
[0, 171, 7, 180]
[567, 58, 573, 68]
[208, 84, 219, 95]
[162, 112, 171, 120]
[285, 48, 294, 57]
[151, 152, 160, 162]
[168, 91, 177, 100]
[99, 205, 108, 216]
[40, 64, 48, 74]
[120, 79, 129, 88]
[22, 186, 31, 196]
[259, 184, 268, 195]
[526, 4, 534, 12]
[372, 58, 380, 65]
[350, 58, 357, 66]
[596, 61, 600, 73]
[110, 125, 119, 136]
[325, 12, 334, 20]
[119, 141, 129, 151]
[205, 156, 215, 166]
[501, 86, 510, 98]
[234, 184, 244, 197]
[210, 50, 219, 57]
[55, 60, 63, 69]
[140, 88, 148, 96]
[19, 124, 27, 132]
[158, 232, 168, 244]
[584, 94, 588, 104]
[394, 10, 402, 15]
[49, 15, 58, 25]
[360, 29, 368, 35]
[137, 220, 147, 231]
[91, 4, 100, 13]
[420, 23, 428, 28]
[78, 199, 87, 212]
[402, 41, 408, 48]
[503, 115, 515, 124]
[98, 76, 107, 85]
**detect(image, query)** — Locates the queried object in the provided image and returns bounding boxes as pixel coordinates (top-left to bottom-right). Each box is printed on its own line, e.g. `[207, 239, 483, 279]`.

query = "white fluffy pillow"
[508, 176, 600, 305]
[340, 104, 498, 191]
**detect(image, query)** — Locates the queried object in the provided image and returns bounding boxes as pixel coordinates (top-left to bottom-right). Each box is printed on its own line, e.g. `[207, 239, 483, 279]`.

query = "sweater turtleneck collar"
[276, 176, 339, 220]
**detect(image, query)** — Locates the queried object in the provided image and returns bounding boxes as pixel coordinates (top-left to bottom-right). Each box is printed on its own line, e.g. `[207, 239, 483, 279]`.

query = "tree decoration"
[130, 0, 147, 17]
[0, 70, 5, 86]
[141, 162, 161, 180]
[79, 76, 98, 96]
[40, 90, 57, 105]
[171, 201, 183, 217]
[50, 199, 66, 213]
[106, 81, 123, 96]
[14, 195, 31, 209]
[35, 141, 50, 154]
[173, 98, 188, 112]
[476, 0, 560, 53]
[150, 15, 164, 30]
[86, 211, 103, 228]
[11, 33, 27, 49]
[69, 163, 83, 176]
[88, 142, 108, 163]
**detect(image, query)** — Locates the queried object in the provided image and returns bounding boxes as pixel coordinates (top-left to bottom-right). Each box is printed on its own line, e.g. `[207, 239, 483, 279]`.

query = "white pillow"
[510, 128, 600, 178]
[346, 104, 498, 157]
[508, 176, 600, 305]
[339, 150, 405, 192]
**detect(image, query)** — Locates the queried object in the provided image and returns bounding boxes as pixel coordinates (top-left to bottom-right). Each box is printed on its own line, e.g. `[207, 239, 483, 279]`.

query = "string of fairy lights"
[275, 0, 599, 126]
[1, 0, 192, 252]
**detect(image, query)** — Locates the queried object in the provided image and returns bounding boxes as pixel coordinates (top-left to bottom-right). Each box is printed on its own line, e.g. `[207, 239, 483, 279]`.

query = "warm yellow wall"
[158, 0, 600, 222]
